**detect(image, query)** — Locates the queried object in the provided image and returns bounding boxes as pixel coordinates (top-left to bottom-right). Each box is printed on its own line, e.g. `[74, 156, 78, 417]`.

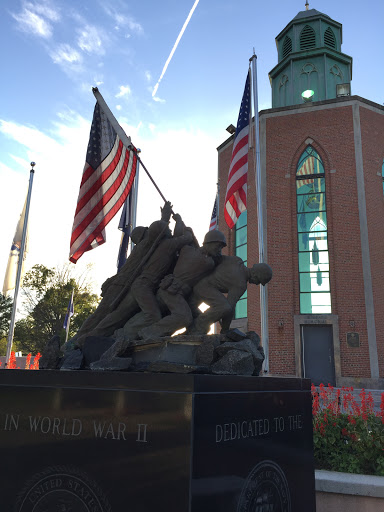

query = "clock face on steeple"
[269, 7, 352, 108]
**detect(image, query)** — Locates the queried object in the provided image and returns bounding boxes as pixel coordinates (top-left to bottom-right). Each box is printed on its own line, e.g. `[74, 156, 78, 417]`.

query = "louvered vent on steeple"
[300, 25, 316, 50]
[282, 36, 292, 59]
[324, 27, 336, 48]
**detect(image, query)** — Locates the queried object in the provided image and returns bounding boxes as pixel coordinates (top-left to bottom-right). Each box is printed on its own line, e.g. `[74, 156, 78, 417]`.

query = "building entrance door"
[301, 324, 335, 386]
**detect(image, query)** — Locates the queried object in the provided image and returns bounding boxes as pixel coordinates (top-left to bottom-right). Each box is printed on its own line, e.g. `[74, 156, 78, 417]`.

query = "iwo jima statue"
[58, 201, 272, 375]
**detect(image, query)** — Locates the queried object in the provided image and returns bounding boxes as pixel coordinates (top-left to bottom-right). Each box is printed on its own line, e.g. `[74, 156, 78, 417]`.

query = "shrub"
[312, 384, 384, 475]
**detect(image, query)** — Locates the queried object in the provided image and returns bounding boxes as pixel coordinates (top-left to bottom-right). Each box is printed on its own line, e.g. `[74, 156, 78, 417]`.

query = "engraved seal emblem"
[237, 460, 291, 512]
[15, 466, 111, 512]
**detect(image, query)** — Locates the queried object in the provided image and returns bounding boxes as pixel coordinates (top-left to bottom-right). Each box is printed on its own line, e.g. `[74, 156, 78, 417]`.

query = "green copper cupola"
[269, 7, 352, 107]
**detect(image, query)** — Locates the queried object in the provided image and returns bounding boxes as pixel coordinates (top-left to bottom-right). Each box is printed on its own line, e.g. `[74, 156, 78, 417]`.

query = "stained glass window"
[296, 146, 331, 313]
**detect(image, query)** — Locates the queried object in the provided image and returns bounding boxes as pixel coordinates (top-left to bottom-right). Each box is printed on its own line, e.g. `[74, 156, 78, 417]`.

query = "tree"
[14, 264, 99, 354]
[0, 293, 16, 356]
[0, 293, 12, 338]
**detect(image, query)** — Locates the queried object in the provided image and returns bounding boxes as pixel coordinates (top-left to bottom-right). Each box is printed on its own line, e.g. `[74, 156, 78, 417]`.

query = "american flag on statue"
[209, 195, 218, 231]
[69, 101, 137, 263]
[224, 70, 251, 229]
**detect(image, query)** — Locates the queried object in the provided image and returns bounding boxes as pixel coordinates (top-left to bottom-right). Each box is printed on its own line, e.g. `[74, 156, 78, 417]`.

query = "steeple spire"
[305, 1, 309, 10]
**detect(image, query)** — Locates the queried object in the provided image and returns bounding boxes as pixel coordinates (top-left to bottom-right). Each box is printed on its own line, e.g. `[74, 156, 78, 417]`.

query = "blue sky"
[1, 0, 383, 293]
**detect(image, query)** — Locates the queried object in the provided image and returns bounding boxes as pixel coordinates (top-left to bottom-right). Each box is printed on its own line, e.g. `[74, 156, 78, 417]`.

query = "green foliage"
[0, 337, 22, 357]
[14, 264, 99, 354]
[312, 384, 384, 476]
[0, 293, 13, 338]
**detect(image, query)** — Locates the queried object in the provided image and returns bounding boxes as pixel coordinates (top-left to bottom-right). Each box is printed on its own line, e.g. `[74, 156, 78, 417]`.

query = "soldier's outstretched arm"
[161, 201, 173, 223]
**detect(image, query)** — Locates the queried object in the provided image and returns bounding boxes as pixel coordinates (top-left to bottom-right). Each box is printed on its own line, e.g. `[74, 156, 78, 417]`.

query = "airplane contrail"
[152, 0, 200, 98]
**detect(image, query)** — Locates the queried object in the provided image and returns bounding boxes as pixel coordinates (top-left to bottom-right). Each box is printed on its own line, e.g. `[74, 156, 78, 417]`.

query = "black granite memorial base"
[0, 371, 315, 511]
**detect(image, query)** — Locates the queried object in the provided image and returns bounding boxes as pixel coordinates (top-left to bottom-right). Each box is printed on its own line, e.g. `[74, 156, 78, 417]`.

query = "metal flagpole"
[129, 149, 140, 254]
[250, 52, 269, 373]
[64, 289, 74, 345]
[5, 162, 35, 367]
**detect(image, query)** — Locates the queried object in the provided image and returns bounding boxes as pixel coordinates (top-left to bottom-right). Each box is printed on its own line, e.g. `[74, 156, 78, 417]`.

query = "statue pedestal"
[0, 370, 315, 511]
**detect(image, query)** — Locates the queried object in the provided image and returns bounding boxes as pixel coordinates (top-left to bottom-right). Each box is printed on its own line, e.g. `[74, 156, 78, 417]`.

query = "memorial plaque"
[0, 371, 315, 511]
[347, 332, 360, 347]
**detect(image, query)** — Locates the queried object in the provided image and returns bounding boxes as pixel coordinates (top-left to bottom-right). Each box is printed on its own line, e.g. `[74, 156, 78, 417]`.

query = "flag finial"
[305, 1, 309, 10]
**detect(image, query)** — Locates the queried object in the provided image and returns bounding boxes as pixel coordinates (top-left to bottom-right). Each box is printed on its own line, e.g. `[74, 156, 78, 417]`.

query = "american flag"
[69, 101, 137, 263]
[297, 156, 315, 187]
[224, 70, 251, 229]
[209, 195, 218, 231]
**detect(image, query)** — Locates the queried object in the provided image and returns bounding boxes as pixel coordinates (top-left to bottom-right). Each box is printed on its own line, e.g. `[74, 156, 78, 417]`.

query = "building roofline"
[259, 95, 384, 117]
[275, 11, 342, 42]
[217, 95, 383, 152]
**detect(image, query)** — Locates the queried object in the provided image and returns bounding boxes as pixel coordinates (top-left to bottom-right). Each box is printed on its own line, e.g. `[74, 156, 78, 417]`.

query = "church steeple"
[269, 7, 352, 107]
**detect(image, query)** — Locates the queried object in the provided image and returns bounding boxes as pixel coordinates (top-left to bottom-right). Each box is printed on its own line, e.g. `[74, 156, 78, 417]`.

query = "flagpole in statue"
[129, 150, 140, 254]
[5, 163, 35, 368]
[250, 52, 269, 373]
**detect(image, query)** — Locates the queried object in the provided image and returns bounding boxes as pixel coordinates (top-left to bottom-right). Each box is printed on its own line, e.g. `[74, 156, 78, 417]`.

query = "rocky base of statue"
[57, 329, 265, 376]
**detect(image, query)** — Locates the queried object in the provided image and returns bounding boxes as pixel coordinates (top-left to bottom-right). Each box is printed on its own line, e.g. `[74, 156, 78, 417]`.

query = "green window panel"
[237, 210, 247, 229]
[297, 148, 324, 174]
[298, 252, 329, 272]
[296, 192, 326, 213]
[235, 298, 247, 319]
[297, 211, 327, 233]
[300, 292, 332, 314]
[299, 272, 330, 292]
[235, 211, 247, 319]
[236, 225, 247, 247]
[297, 232, 328, 252]
[296, 178, 325, 195]
[236, 244, 247, 263]
[382, 159, 384, 196]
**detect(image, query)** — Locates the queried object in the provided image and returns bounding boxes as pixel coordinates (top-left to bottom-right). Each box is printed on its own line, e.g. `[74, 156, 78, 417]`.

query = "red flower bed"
[312, 383, 384, 475]
[0, 352, 41, 370]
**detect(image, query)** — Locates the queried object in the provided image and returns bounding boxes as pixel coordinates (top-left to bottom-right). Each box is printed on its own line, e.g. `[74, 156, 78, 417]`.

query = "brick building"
[217, 7, 384, 388]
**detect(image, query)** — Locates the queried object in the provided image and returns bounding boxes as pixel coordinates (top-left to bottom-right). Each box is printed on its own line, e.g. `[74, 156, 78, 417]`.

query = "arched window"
[324, 27, 336, 49]
[282, 36, 292, 59]
[296, 146, 331, 314]
[300, 25, 316, 50]
[235, 211, 247, 318]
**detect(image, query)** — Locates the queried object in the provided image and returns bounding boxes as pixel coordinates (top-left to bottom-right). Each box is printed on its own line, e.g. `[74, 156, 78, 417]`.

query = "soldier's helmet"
[131, 226, 148, 244]
[203, 230, 227, 247]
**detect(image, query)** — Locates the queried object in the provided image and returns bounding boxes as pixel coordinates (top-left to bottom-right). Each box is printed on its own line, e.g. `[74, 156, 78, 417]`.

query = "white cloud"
[12, 7, 53, 38]
[77, 25, 106, 55]
[50, 43, 82, 65]
[28, 1, 60, 22]
[116, 105, 122, 111]
[153, 96, 166, 104]
[149, 124, 156, 133]
[145, 71, 152, 83]
[115, 85, 131, 98]
[11, 1, 61, 38]
[101, 5, 143, 36]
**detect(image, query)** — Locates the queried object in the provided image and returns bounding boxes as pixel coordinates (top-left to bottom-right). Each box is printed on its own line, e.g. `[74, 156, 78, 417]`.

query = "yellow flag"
[2, 197, 29, 296]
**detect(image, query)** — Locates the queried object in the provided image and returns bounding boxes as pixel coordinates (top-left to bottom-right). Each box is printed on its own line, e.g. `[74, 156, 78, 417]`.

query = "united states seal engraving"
[237, 460, 291, 512]
[15, 465, 111, 512]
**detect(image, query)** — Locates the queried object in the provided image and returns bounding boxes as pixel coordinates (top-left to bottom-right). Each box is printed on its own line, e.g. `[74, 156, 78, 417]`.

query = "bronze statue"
[190, 257, 273, 334]
[137, 230, 227, 340]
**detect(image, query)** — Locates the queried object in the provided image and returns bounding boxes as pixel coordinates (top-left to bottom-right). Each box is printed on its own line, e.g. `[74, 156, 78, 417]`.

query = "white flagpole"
[5, 163, 35, 367]
[250, 52, 269, 373]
